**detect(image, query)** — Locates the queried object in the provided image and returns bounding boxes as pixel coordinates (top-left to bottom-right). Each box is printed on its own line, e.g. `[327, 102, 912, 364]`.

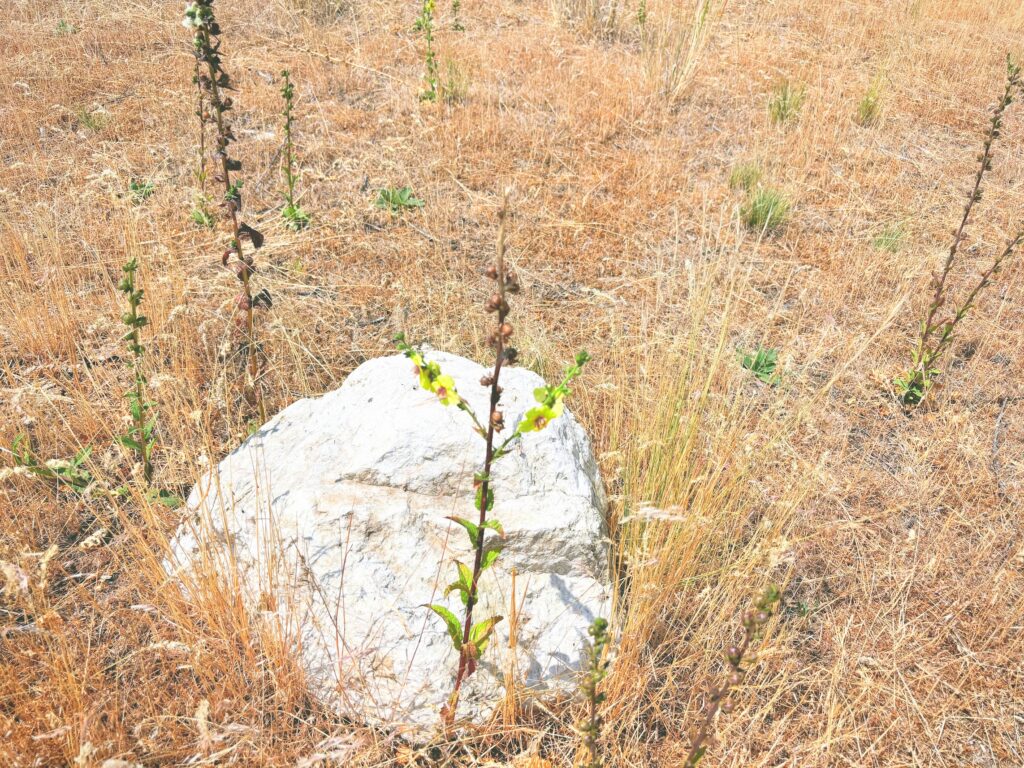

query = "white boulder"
[169, 351, 610, 732]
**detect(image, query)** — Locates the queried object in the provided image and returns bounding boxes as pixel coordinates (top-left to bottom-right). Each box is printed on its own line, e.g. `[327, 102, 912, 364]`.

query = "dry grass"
[2, 0, 1024, 765]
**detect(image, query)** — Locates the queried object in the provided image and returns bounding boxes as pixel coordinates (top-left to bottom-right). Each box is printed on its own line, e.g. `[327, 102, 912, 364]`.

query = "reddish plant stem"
[446, 198, 510, 723]
[196, 23, 264, 421]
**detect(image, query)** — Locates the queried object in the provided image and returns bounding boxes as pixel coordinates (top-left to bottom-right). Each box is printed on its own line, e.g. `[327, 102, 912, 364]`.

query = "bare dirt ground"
[2, 0, 1023, 765]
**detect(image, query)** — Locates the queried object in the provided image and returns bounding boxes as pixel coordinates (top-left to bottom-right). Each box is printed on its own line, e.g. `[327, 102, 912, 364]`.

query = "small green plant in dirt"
[768, 79, 805, 125]
[7, 436, 94, 494]
[579, 617, 611, 768]
[55, 19, 78, 35]
[728, 161, 761, 192]
[376, 186, 424, 212]
[186, 0, 271, 422]
[128, 179, 155, 205]
[683, 585, 782, 767]
[416, 0, 439, 101]
[856, 78, 883, 127]
[740, 187, 789, 234]
[451, 0, 464, 31]
[441, 59, 469, 105]
[895, 56, 1024, 407]
[190, 57, 215, 228]
[872, 222, 904, 253]
[395, 197, 591, 727]
[76, 107, 107, 133]
[115, 258, 155, 484]
[739, 346, 779, 385]
[290, 0, 347, 23]
[279, 70, 310, 230]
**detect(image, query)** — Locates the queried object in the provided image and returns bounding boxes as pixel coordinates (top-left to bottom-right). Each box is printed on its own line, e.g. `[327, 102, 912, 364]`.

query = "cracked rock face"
[169, 352, 610, 732]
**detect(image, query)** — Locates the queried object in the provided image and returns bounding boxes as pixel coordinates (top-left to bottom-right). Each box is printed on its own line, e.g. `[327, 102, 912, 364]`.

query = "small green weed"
[872, 223, 904, 253]
[55, 19, 78, 35]
[376, 186, 424, 212]
[416, 0, 439, 101]
[76, 108, 107, 133]
[10, 435, 94, 494]
[856, 80, 883, 127]
[441, 59, 469, 105]
[128, 179, 155, 205]
[768, 79, 805, 125]
[728, 162, 761, 192]
[190, 206, 215, 228]
[740, 188, 789, 233]
[115, 258, 155, 483]
[739, 346, 779, 384]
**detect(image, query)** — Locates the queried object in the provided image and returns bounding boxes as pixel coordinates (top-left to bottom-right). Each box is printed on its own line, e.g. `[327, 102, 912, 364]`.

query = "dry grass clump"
[2, 0, 1024, 766]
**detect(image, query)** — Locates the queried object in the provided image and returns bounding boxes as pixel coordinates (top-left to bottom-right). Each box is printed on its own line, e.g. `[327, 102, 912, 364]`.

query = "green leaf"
[428, 604, 463, 649]
[116, 436, 143, 451]
[456, 560, 473, 589]
[444, 580, 469, 605]
[686, 746, 707, 767]
[470, 615, 503, 655]
[481, 519, 505, 537]
[148, 487, 183, 509]
[481, 546, 502, 571]
[446, 516, 480, 548]
[474, 485, 494, 513]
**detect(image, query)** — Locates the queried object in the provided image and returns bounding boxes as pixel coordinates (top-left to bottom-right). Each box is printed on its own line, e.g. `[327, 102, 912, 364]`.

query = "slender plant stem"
[195, 21, 265, 422]
[446, 198, 510, 722]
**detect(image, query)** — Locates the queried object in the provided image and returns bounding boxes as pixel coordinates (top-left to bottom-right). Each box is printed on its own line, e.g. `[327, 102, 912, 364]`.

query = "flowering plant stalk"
[185, 0, 271, 422]
[394, 196, 590, 727]
[683, 586, 781, 767]
[190, 56, 215, 228]
[895, 56, 1023, 406]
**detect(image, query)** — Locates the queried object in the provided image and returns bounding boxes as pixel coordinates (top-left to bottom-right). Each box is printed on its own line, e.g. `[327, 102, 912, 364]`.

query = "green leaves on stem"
[10, 435, 94, 493]
[416, 0, 439, 101]
[117, 258, 155, 484]
[580, 617, 611, 768]
[280, 69, 310, 230]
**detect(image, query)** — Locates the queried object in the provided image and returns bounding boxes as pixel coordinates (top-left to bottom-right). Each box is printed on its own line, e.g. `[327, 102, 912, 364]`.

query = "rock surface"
[169, 351, 610, 732]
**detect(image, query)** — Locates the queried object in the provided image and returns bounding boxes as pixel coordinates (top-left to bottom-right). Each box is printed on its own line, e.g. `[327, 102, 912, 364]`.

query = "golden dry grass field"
[2, 0, 1024, 765]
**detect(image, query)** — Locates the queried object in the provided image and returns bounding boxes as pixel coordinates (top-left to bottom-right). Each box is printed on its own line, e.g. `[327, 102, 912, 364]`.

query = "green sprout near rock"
[579, 617, 611, 768]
